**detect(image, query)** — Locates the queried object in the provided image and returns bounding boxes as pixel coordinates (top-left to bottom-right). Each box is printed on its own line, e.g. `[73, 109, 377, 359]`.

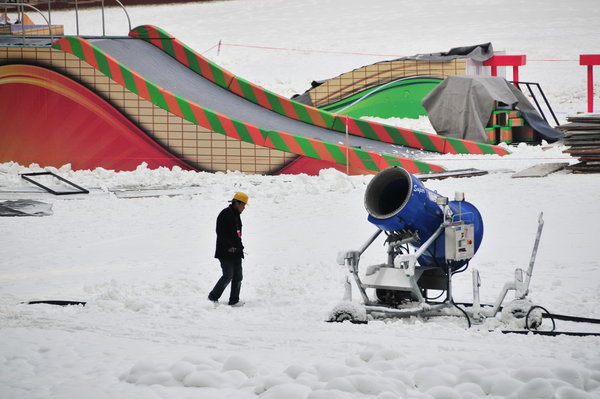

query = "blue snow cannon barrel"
[364, 167, 483, 268]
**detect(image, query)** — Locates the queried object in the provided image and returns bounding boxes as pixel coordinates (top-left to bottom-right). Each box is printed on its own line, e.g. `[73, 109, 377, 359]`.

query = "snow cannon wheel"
[376, 289, 414, 306]
[327, 301, 368, 324]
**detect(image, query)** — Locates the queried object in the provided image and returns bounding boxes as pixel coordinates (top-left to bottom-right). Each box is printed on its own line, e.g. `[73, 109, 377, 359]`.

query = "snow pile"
[119, 346, 600, 399]
[362, 116, 435, 134]
[0, 140, 575, 193]
[427, 141, 574, 173]
[121, 354, 257, 389]
[0, 161, 370, 194]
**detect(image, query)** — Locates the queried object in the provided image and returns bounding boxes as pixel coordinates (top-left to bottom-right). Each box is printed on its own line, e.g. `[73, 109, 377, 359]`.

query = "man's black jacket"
[214, 205, 244, 259]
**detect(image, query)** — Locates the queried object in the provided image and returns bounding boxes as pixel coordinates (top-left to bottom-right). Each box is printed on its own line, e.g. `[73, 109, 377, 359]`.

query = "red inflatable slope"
[0, 64, 192, 171]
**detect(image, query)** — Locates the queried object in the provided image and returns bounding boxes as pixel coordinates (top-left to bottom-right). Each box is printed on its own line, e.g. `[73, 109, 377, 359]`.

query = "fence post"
[580, 54, 600, 113]
[483, 55, 527, 85]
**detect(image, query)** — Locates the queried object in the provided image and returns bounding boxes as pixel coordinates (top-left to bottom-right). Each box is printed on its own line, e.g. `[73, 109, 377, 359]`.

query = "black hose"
[451, 262, 469, 275]
[26, 300, 86, 306]
[501, 330, 600, 337]
[526, 305, 554, 331]
[452, 300, 471, 328]
[425, 290, 446, 301]
[446, 262, 470, 328]
[544, 313, 600, 324]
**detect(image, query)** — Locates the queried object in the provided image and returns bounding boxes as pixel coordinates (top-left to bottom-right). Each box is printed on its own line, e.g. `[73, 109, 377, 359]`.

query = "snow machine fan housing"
[364, 167, 483, 268]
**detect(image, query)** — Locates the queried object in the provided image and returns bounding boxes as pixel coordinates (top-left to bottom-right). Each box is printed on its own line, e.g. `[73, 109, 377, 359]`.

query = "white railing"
[1, 2, 54, 42]
[1, 0, 132, 42]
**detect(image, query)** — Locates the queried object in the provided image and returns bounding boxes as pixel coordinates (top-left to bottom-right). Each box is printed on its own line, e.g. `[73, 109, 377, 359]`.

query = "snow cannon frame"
[331, 167, 545, 326]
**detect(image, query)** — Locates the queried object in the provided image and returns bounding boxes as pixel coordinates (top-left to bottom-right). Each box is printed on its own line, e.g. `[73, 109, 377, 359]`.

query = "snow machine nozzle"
[364, 167, 483, 268]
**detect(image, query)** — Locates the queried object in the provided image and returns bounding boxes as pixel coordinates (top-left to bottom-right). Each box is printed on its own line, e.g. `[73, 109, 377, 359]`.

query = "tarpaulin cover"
[422, 76, 563, 143]
[401, 42, 494, 62]
[0, 200, 53, 217]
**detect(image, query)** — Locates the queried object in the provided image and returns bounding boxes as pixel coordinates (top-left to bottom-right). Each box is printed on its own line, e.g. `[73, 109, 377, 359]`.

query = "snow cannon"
[364, 167, 483, 268]
[332, 166, 491, 319]
[331, 166, 548, 327]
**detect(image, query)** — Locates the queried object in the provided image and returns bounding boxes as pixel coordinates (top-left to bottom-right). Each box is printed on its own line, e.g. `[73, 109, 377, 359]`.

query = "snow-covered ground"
[2, 1, 600, 398]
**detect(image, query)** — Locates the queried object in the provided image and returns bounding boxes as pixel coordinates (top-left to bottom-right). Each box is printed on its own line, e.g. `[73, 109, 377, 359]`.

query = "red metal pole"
[587, 65, 594, 113]
[483, 55, 525, 85]
[580, 55, 600, 113]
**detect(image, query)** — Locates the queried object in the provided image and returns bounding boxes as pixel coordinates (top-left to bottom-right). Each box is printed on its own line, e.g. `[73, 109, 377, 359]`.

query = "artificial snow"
[2, 0, 600, 398]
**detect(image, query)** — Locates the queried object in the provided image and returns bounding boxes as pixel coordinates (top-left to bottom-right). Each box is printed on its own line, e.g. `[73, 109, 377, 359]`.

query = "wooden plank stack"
[559, 114, 600, 173]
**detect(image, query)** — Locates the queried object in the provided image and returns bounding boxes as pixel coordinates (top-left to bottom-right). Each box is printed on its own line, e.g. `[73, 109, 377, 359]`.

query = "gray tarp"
[0, 200, 53, 217]
[401, 42, 493, 62]
[422, 76, 563, 143]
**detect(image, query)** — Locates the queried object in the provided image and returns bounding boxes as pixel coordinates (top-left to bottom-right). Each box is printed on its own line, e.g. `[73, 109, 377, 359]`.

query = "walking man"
[208, 192, 248, 307]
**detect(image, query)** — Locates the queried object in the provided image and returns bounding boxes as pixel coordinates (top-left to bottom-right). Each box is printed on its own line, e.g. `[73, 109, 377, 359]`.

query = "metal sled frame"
[21, 171, 89, 195]
[339, 211, 545, 323]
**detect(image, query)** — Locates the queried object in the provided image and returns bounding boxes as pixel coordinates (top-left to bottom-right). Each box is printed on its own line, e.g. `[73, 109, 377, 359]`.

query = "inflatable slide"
[0, 26, 509, 175]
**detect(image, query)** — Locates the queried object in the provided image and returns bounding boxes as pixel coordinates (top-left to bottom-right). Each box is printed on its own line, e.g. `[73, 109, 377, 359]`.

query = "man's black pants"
[208, 258, 243, 305]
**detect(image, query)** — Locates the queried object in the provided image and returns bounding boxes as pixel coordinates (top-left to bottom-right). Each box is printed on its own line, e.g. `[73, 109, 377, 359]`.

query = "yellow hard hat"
[232, 191, 249, 204]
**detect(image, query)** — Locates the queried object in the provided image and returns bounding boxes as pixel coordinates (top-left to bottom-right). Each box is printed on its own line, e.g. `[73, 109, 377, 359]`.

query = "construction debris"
[559, 114, 600, 173]
[416, 168, 488, 180]
[511, 162, 570, 178]
[0, 199, 53, 217]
